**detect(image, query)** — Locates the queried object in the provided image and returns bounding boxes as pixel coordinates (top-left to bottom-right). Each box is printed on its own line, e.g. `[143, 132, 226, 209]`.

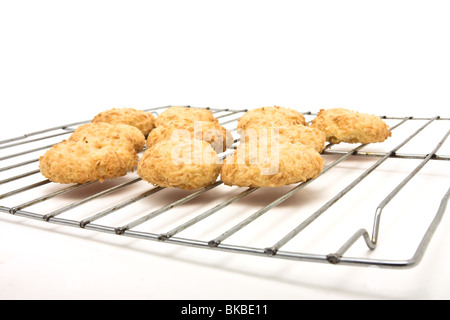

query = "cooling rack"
[0, 106, 449, 269]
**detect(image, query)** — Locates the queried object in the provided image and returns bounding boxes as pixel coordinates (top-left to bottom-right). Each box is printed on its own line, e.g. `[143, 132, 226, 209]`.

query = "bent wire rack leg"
[371, 128, 450, 245]
[329, 186, 450, 268]
[326, 127, 450, 267]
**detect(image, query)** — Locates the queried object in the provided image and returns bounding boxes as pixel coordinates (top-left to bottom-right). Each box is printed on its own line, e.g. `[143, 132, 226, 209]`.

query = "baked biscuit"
[221, 138, 324, 188]
[310, 108, 392, 144]
[237, 106, 307, 131]
[155, 106, 218, 127]
[138, 139, 221, 190]
[69, 122, 146, 152]
[92, 108, 156, 137]
[241, 124, 326, 153]
[147, 119, 233, 153]
[39, 138, 138, 184]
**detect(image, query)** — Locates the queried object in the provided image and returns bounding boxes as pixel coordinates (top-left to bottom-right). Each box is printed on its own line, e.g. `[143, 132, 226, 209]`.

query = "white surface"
[1, 0, 450, 300]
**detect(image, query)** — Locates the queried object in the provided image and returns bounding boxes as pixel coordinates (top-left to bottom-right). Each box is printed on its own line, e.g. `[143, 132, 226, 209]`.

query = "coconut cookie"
[155, 106, 218, 127]
[137, 139, 221, 190]
[39, 138, 138, 184]
[146, 119, 233, 153]
[69, 122, 146, 153]
[92, 107, 156, 137]
[241, 124, 326, 153]
[237, 106, 307, 131]
[220, 138, 324, 188]
[310, 108, 392, 144]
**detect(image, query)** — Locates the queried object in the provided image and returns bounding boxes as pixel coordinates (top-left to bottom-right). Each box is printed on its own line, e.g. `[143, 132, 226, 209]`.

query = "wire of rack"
[0, 106, 449, 269]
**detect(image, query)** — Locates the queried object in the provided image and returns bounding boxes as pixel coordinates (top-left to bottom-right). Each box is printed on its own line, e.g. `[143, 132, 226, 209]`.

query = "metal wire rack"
[1, 106, 449, 269]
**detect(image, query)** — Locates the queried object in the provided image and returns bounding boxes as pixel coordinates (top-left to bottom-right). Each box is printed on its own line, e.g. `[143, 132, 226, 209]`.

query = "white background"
[0, 0, 449, 300]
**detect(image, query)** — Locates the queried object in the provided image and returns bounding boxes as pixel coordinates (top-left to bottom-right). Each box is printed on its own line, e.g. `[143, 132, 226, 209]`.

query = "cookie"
[69, 122, 146, 152]
[241, 124, 326, 153]
[221, 138, 324, 187]
[237, 106, 307, 131]
[39, 138, 138, 184]
[147, 119, 233, 153]
[137, 139, 221, 190]
[155, 106, 218, 127]
[92, 107, 156, 137]
[310, 108, 392, 144]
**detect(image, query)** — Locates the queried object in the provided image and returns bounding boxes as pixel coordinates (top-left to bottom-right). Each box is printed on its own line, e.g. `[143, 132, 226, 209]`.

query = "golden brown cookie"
[241, 124, 326, 153]
[69, 122, 146, 153]
[137, 139, 221, 190]
[221, 138, 324, 188]
[39, 138, 138, 184]
[92, 108, 156, 137]
[237, 106, 307, 131]
[310, 108, 392, 144]
[155, 106, 218, 127]
[147, 119, 233, 153]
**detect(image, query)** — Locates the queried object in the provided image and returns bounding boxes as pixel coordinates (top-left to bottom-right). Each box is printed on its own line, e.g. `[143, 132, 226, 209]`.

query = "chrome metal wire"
[0, 106, 449, 269]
